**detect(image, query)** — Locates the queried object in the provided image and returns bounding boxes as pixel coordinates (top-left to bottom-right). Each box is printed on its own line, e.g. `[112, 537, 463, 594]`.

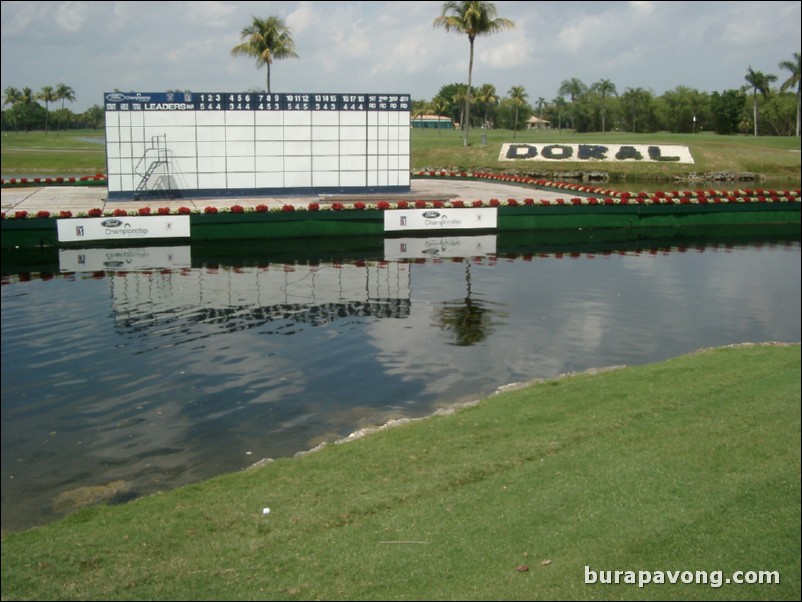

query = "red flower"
[353, 201, 366, 210]
[88, 208, 102, 217]
[59, 210, 73, 218]
[308, 202, 320, 211]
[14, 210, 28, 219]
[177, 206, 192, 214]
[255, 204, 269, 212]
[230, 205, 244, 213]
[472, 200, 484, 207]
[397, 200, 409, 209]
[36, 210, 51, 219]
[571, 198, 582, 205]
[432, 200, 444, 208]
[281, 204, 295, 212]
[332, 203, 345, 211]
[157, 207, 171, 215]
[137, 207, 151, 216]
[415, 200, 427, 209]
[523, 198, 534, 206]
[204, 206, 218, 214]
[376, 201, 390, 210]
[113, 208, 128, 216]
[452, 200, 465, 208]
[506, 199, 518, 206]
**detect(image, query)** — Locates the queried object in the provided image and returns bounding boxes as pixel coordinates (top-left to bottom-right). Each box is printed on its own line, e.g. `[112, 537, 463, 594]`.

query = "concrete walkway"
[2, 179, 566, 215]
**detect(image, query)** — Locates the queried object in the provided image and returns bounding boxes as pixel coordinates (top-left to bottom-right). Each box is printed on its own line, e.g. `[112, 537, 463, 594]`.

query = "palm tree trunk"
[513, 106, 518, 138]
[753, 93, 759, 136]
[464, 37, 474, 147]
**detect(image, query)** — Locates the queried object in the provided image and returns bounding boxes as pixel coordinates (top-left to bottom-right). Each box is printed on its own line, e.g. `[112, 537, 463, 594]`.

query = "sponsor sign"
[499, 143, 694, 164]
[59, 246, 192, 272]
[383, 207, 497, 232]
[57, 215, 191, 243]
[384, 235, 497, 260]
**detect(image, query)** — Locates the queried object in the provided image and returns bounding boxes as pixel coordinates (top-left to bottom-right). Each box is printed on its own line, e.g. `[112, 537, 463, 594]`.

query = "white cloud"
[54, 1, 89, 33]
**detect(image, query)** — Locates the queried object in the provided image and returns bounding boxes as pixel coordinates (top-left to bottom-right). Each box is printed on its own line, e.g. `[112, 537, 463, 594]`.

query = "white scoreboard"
[104, 92, 411, 200]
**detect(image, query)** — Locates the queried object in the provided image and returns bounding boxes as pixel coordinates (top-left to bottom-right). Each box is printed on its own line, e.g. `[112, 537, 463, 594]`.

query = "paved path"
[2, 179, 567, 215]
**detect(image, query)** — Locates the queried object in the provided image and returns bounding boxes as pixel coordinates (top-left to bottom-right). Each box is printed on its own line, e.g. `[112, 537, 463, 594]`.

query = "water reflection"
[2, 228, 800, 533]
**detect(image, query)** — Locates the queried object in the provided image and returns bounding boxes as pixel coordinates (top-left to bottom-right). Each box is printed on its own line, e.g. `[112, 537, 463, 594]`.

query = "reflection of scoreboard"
[104, 92, 411, 200]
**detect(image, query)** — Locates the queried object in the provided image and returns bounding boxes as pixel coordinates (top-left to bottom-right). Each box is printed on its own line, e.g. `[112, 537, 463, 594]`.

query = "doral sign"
[499, 143, 694, 164]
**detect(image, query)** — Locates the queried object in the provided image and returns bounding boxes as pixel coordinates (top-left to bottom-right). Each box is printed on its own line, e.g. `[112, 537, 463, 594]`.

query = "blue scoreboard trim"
[104, 92, 411, 112]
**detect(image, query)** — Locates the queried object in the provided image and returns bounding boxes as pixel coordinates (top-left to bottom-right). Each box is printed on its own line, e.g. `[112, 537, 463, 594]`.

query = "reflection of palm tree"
[433, 262, 494, 346]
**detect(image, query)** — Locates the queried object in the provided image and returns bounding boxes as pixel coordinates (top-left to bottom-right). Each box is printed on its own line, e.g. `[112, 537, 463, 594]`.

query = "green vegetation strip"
[2, 343, 799, 601]
[2, 129, 801, 181]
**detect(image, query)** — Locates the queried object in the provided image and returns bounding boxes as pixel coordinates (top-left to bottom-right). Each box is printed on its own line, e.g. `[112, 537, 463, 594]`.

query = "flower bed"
[1, 174, 108, 188]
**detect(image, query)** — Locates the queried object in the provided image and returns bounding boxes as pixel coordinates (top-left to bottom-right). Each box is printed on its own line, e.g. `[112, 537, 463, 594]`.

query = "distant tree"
[744, 66, 777, 136]
[779, 52, 801, 137]
[451, 84, 471, 130]
[37, 85, 57, 133]
[535, 96, 546, 120]
[591, 79, 617, 133]
[231, 15, 299, 93]
[3, 86, 22, 133]
[433, 1, 515, 147]
[475, 83, 498, 128]
[710, 89, 746, 135]
[620, 87, 655, 133]
[82, 104, 105, 130]
[55, 83, 76, 133]
[507, 85, 528, 137]
[429, 95, 450, 136]
[550, 96, 568, 130]
[558, 77, 587, 131]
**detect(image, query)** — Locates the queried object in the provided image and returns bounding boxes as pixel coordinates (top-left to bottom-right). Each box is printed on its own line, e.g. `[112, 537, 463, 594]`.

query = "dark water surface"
[2, 228, 800, 532]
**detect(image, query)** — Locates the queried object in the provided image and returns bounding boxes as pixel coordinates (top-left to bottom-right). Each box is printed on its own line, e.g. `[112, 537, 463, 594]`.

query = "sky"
[2, 0, 800, 114]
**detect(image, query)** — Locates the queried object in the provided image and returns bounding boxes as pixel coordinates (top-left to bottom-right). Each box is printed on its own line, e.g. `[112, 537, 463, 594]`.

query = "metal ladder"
[134, 135, 169, 194]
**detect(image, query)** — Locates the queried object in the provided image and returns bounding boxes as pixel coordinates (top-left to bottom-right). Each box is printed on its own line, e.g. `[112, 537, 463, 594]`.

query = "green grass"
[1, 129, 106, 174]
[2, 128, 800, 182]
[2, 343, 799, 601]
[412, 129, 802, 181]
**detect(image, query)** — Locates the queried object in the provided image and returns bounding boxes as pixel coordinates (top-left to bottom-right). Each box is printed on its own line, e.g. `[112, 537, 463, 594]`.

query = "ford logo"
[422, 211, 441, 219]
[106, 93, 125, 102]
[101, 219, 123, 228]
[103, 261, 125, 268]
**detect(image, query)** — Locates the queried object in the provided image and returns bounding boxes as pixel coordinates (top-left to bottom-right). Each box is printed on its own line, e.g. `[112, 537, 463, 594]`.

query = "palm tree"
[744, 67, 777, 137]
[3, 86, 22, 133]
[779, 52, 801, 137]
[55, 83, 76, 133]
[433, 1, 515, 147]
[37, 85, 57, 133]
[508, 85, 528, 137]
[558, 77, 587, 131]
[476, 83, 498, 128]
[591, 79, 617, 133]
[231, 15, 299, 94]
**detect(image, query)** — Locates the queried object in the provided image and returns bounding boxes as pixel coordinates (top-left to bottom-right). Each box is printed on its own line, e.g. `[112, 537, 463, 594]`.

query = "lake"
[1, 227, 800, 533]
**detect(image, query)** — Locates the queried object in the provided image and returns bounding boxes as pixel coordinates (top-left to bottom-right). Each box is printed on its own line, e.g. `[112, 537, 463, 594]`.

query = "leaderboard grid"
[104, 92, 412, 199]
